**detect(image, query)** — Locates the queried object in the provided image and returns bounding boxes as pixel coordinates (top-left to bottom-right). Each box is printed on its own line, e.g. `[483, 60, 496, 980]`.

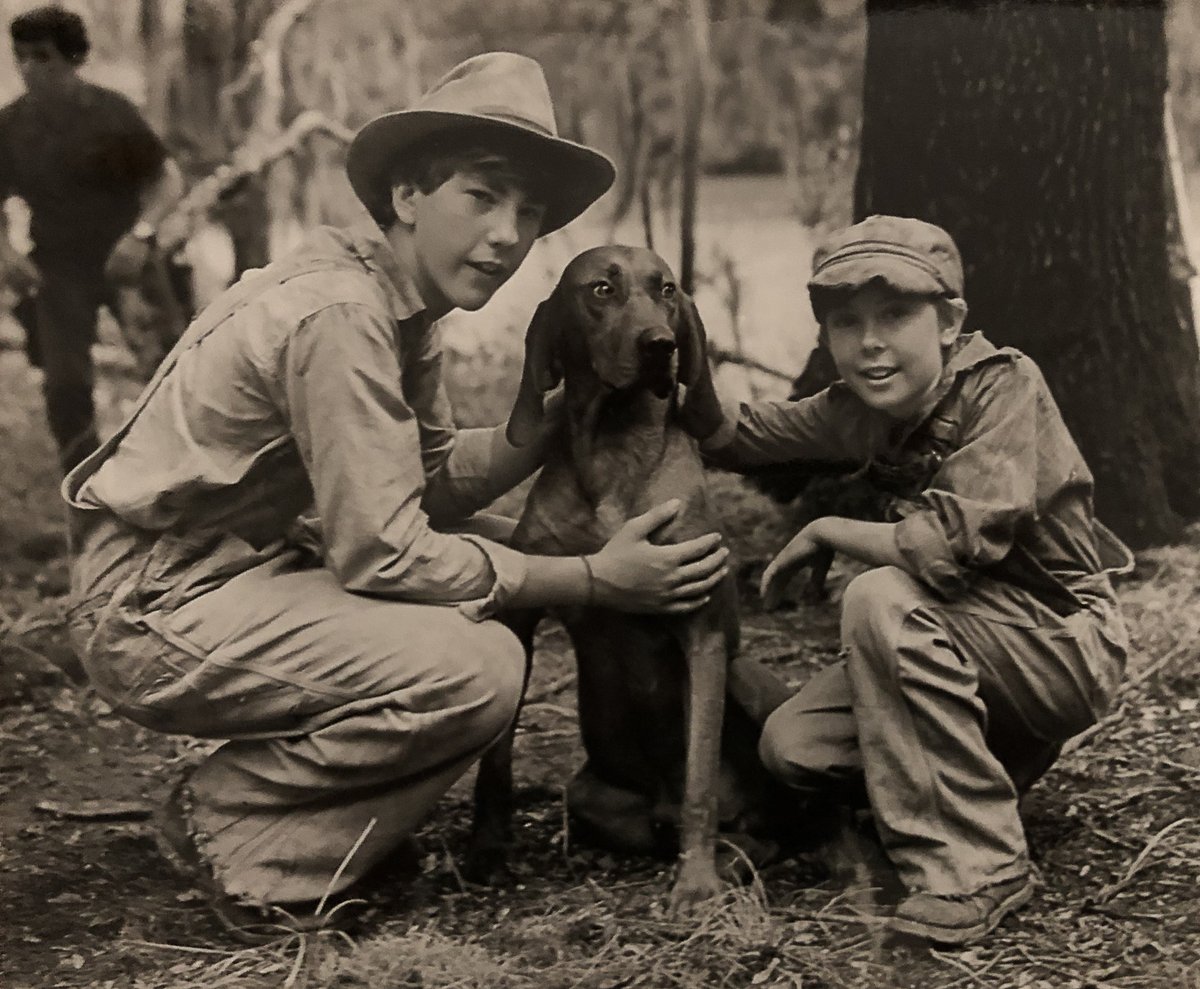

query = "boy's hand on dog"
[590, 499, 729, 614]
[761, 524, 825, 611]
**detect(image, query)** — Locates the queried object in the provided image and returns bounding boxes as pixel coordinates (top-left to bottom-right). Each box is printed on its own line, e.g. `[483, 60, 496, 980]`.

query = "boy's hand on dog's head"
[760, 526, 824, 611]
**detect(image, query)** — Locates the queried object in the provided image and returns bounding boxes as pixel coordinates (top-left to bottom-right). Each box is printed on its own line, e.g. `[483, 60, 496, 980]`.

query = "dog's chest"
[517, 428, 712, 553]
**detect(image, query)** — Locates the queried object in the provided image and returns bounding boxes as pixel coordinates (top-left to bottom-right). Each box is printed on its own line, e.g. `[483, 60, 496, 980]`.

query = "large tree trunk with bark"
[854, 0, 1200, 547]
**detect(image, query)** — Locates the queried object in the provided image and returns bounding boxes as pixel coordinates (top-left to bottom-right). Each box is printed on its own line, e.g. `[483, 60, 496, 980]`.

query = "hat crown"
[811, 215, 964, 296]
[345, 51, 614, 235]
[415, 52, 558, 138]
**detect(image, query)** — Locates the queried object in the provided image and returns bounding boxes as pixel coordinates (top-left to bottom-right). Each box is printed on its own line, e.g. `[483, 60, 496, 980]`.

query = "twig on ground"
[1095, 817, 1194, 904]
[1063, 629, 1200, 757]
[520, 728, 577, 741]
[521, 702, 577, 721]
[1159, 756, 1200, 777]
[119, 939, 253, 957]
[524, 672, 576, 705]
[929, 946, 1005, 988]
[1015, 943, 1101, 984]
[439, 835, 469, 894]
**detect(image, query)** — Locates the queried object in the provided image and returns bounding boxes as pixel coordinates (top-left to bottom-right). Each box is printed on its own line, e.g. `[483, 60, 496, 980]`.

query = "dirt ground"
[0, 347, 1198, 988]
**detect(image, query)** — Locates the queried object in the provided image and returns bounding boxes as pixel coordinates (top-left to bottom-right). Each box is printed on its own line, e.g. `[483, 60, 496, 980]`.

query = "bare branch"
[254, 0, 324, 135]
[709, 347, 794, 384]
[159, 110, 353, 251]
[217, 0, 323, 139]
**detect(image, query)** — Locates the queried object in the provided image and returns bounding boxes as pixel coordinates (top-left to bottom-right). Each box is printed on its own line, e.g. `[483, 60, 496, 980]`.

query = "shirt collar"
[941, 331, 1002, 378]
[342, 219, 429, 325]
[895, 332, 1010, 438]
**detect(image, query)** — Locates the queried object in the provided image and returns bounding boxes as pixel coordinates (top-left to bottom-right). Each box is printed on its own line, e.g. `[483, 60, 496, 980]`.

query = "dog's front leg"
[669, 619, 728, 915]
[466, 607, 540, 884]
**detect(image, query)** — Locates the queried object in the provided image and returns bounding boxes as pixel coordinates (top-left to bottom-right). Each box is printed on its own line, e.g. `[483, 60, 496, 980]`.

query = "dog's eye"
[661, 282, 677, 299]
[590, 281, 614, 299]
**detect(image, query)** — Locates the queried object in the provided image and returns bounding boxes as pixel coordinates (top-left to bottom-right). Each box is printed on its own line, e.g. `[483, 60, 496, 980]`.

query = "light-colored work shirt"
[65, 221, 536, 619]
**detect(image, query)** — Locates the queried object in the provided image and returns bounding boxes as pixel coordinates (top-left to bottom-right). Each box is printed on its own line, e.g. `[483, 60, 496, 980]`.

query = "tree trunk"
[161, 0, 276, 274]
[138, 0, 173, 131]
[678, 0, 710, 295]
[855, 0, 1200, 547]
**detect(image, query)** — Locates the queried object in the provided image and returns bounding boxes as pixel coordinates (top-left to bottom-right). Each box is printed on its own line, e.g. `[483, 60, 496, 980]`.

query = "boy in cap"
[694, 215, 1129, 945]
[63, 52, 730, 942]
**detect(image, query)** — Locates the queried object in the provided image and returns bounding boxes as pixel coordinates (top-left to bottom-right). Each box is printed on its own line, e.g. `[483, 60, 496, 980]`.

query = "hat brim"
[346, 110, 615, 235]
[807, 254, 949, 296]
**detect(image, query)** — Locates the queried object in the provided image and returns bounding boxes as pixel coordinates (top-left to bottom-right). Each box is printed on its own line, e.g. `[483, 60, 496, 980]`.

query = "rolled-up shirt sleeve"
[894, 362, 1039, 598]
[282, 302, 526, 618]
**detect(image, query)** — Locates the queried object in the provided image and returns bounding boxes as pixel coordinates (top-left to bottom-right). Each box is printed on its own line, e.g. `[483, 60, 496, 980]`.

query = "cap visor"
[807, 255, 946, 295]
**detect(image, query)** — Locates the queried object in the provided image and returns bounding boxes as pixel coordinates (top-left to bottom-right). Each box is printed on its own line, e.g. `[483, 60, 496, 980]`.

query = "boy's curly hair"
[10, 4, 89, 65]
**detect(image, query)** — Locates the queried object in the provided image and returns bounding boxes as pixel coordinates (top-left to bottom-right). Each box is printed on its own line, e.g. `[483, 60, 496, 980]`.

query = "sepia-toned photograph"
[0, 1, 1197, 986]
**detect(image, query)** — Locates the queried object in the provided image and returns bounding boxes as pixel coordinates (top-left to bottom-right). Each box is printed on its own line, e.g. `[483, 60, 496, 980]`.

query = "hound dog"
[470, 245, 789, 914]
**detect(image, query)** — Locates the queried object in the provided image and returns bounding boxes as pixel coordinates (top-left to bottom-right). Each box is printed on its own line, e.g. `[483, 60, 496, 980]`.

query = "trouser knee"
[841, 566, 924, 636]
[840, 566, 934, 671]
[759, 703, 853, 794]
[459, 624, 526, 746]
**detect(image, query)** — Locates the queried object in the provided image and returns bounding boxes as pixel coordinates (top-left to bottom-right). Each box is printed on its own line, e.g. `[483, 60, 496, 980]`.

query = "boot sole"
[889, 879, 1034, 945]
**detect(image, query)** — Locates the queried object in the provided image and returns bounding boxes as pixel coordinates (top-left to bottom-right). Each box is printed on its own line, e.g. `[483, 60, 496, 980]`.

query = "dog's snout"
[638, 330, 677, 358]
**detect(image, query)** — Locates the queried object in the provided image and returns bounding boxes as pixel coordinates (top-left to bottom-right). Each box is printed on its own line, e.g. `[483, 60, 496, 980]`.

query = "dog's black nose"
[639, 332, 677, 358]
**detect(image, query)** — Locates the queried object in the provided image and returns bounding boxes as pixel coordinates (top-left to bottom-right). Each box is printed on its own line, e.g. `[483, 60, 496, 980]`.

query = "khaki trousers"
[70, 513, 525, 906]
[759, 566, 1126, 896]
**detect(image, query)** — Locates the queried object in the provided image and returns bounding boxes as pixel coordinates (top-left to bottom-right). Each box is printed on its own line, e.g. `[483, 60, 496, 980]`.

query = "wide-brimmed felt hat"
[347, 52, 615, 235]
[808, 215, 964, 298]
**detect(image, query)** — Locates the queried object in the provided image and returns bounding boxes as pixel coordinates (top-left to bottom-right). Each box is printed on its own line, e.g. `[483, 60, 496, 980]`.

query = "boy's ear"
[389, 183, 418, 227]
[938, 296, 968, 344]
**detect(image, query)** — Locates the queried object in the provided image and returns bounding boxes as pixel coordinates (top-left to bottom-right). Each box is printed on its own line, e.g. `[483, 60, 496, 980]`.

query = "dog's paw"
[668, 865, 725, 917]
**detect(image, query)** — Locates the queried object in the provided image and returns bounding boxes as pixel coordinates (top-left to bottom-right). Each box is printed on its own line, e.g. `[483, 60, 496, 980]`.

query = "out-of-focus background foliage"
[0, 0, 1193, 418]
[3, 0, 1199, 427]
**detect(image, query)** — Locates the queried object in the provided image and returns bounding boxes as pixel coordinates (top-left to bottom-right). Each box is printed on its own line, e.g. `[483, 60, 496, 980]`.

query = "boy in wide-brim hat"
[690, 214, 1130, 946]
[62, 52, 730, 942]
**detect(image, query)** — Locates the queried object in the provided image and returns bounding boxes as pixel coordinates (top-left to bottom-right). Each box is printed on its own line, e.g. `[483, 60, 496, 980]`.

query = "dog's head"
[527, 246, 714, 433]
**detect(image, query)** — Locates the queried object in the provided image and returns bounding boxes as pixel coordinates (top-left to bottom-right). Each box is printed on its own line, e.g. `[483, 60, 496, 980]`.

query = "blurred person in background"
[0, 4, 184, 472]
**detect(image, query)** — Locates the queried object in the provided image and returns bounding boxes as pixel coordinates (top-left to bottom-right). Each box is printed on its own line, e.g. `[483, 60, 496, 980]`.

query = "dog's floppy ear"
[507, 287, 569, 447]
[675, 294, 707, 393]
[525, 288, 567, 394]
[675, 294, 725, 440]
